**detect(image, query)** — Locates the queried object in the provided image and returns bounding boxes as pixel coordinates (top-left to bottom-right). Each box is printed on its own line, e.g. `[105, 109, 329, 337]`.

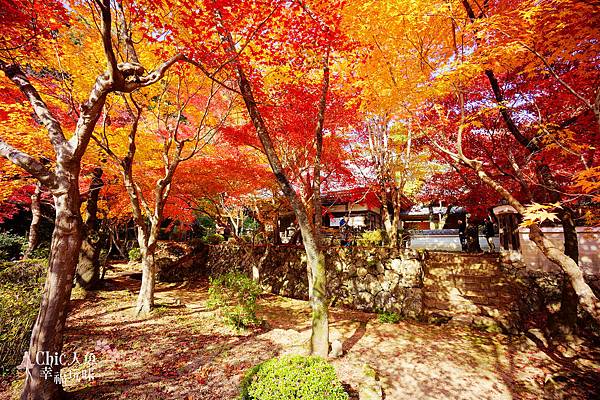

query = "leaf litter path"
[3, 263, 600, 400]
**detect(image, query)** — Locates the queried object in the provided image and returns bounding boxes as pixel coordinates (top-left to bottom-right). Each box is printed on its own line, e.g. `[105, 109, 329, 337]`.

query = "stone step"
[423, 281, 495, 293]
[427, 272, 497, 280]
[425, 263, 500, 270]
[424, 277, 516, 293]
[425, 259, 500, 266]
[423, 291, 516, 308]
[424, 252, 500, 259]
[424, 275, 508, 285]
[427, 285, 516, 300]
[423, 298, 513, 314]
[425, 261, 500, 267]
[423, 299, 481, 313]
[434, 265, 498, 271]
[424, 291, 499, 303]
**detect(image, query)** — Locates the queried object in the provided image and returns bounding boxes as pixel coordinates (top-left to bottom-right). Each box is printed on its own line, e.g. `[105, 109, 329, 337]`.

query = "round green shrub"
[240, 355, 349, 400]
[128, 247, 142, 262]
[203, 233, 224, 245]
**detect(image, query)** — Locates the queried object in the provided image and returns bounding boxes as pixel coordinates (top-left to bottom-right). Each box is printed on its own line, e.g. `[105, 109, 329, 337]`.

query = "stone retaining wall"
[205, 245, 424, 318]
[201, 245, 523, 328]
[157, 243, 597, 331]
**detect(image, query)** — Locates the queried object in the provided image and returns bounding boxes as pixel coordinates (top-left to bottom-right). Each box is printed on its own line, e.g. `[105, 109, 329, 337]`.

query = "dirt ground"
[2, 264, 599, 399]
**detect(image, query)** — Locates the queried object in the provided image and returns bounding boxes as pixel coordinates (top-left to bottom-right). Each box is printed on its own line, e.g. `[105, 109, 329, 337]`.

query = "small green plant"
[378, 310, 401, 324]
[203, 233, 224, 245]
[29, 246, 51, 260]
[357, 230, 384, 247]
[0, 233, 27, 261]
[240, 355, 349, 400]
[208, 272, 261, 329]
[128, 247, 142, 262]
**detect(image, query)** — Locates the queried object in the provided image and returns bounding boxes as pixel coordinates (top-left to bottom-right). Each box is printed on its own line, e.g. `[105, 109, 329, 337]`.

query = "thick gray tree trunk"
[0, 3, 186, 397]
[471, 166, 600, 324]
[555, 206, 580, 335]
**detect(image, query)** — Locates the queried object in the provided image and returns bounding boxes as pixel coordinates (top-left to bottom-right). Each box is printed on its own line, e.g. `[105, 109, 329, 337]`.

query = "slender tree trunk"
[75, 168, 104, 289]
[555, 207, 580, 335]
[21, 183, 83, 400]
[110, 227, 127, 259]
[534, 164, 580, 334]
[381, 192, 393, 243]
[134, 230, 157, 316]
[23, 183, 42, 259]
[213, 10, 329, 357]
[389, 189, 401, 248]
[308, 247, 328, 356]
[239, 64, 329, 356]
[272, 213, 281, 245]
[134, 212, 161, 316]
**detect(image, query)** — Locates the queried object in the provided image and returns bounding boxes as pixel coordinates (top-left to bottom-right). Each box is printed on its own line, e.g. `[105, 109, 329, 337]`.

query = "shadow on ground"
[3, 263, 599, 400]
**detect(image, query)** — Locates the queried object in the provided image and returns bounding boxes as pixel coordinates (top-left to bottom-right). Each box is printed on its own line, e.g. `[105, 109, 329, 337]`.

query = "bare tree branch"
[0, 61, 69, 152]
[95, 0, 119, 79]
[0, 140, 57, 189]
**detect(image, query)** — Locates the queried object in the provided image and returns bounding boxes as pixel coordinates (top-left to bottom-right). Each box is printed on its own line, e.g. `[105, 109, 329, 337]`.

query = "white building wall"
[409, 235, 500, 252]
[407, 227, 599, 275]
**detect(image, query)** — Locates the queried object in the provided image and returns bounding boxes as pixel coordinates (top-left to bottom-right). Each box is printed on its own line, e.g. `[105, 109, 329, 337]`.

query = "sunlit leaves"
[521, 202, 562, 227]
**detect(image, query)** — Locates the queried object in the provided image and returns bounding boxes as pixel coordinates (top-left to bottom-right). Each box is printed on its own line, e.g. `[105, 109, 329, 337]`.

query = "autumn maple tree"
[136, 0, 360, 357]
[429, 0, 599, 325]
[95, 57, 234, 315]
[344, 0, 600, 326]
[1, 0, 599, 398]
[0, 0, 194, 397]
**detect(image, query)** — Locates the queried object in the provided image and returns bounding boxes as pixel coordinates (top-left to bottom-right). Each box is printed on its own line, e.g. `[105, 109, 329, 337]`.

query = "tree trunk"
[381, 192, 393, 243]
[555, 207, 580, 335]
[21, 185, 83, 400]
[213, 13, 329, 357]
[389, 190, 401, 248]
[462, 0, 586, 332]
[527, 224, 599, 322]
[23, 183, 42, 259]
[534, 164, 580, 334]
[308, 247, 328, 357]
[110, 226, 127, 259]
[75, 239, 101, 290]
[135, 242, 156, 316]
[272, 213, 281, 245]
[75, 168, 104, 290]
[239, 66, 329, 357]
[134, 226, 158, 316]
